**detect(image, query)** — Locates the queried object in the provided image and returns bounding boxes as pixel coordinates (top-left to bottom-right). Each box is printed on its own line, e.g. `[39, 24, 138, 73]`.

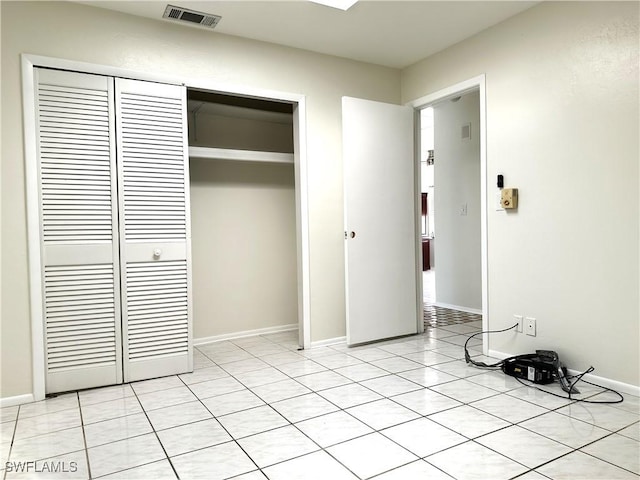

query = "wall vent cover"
[163, 5, 221, 29]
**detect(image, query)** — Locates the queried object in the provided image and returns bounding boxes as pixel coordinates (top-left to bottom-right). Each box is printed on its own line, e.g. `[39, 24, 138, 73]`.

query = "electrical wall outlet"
[525, 317, 536, 336]
[514, 314, 523, 333]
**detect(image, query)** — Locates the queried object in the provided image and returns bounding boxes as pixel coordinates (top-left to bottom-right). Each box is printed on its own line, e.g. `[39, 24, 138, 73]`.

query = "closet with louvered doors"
[34, 68, 192, 394]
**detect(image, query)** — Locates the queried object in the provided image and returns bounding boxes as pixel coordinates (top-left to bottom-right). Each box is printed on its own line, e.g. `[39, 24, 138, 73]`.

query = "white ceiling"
[79, 1, 538, 69]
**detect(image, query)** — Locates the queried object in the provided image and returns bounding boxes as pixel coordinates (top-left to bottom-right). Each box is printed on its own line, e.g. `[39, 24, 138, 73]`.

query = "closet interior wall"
[187, 92, 298, 339]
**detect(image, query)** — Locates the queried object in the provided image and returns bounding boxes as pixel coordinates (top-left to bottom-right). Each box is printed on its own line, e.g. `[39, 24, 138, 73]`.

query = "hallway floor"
[422, 269, 482, 329]
[1, 326, 638, 479]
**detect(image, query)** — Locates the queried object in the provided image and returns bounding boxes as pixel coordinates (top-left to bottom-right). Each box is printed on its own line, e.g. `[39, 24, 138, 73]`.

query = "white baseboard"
[574, 371, 640, 398]
[488, 349, 640, 397]
[433, 302, 482, 315]
[310, 336, 346, 348]
[1, 393, 35, 408]
[194, 323, 298, 346]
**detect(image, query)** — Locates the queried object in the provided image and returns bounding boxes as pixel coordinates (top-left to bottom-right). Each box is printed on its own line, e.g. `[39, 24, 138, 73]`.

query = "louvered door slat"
[40, 118, 110, 129]
[43, 264, 119, 373]
[128, 291, 187, 300]
[121, 129, 183, 139]
[47, 318, 115, 330]
[41, 126, 110, 136]
[128, 283, 186, 291]
[42, 157, 111, 166]
[46, 288, 114, 297]
[38, 93, 110, 105]
[125, 172, 185, 182]
[36, 68, 122, 393]
[129, 321, 187, 331]
[125, 165, 184, 175]
[116, 78, 192, 382]
[121, 155, 184, 164]
[40, 128, 109, 138]
[39, 84, 109, 98]
[47, 345, 116, 356]
[127, 312, 187, 323]
[38, 71, 114, 245]
[120, 96, 182, 108]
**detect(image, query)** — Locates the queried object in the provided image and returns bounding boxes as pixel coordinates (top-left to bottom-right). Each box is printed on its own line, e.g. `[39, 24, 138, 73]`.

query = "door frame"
[22, 54, 311, 401]
[407, 75, 488, 350]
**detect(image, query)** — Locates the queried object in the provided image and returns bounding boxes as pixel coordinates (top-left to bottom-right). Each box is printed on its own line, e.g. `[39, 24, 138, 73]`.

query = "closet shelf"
[189, 146, 294, 164]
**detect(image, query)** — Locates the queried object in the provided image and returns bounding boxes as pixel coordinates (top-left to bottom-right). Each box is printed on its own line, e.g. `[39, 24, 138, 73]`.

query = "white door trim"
[21, 56, 46, 402]
[22, 54, 312, 401]
[407, 75, 489, 352]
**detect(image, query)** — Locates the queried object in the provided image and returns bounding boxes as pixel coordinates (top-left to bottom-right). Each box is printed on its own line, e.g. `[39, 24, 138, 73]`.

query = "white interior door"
[343, 97, 419, 345]
[35, 68, 123, 393]
[116, 78, 193, 382]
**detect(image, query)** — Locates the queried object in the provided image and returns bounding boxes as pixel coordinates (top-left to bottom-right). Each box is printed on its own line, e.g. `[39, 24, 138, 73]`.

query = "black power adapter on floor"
[462, 324, 623, 404]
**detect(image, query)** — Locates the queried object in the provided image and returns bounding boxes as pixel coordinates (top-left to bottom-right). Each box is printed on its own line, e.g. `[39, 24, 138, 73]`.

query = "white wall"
[189, 112, 294, 153]
[402, 2, 639, 387]
[433, 92, 482, 311]
[0, 0, 400, 398]
[190, 159, 298, 338]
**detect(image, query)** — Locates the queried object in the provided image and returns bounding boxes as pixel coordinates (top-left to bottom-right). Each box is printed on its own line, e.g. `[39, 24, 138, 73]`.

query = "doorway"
[186, 90, 300, 344]
[419, 107, 436, 307]
[410, 76, 488, 349]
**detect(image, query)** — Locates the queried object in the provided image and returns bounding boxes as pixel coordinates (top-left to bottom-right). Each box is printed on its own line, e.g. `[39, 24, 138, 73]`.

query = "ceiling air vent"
[162, 5, 221, 29]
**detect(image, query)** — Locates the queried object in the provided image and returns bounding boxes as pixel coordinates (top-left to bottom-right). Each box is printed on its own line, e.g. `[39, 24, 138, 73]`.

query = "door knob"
[350, 231, 356, 239]
[153, 248, 162, 258]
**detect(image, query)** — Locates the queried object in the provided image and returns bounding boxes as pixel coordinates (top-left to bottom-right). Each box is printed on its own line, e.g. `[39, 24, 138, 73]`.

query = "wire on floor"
[463, 322, 518, 368]
[463, 324, 624, 404]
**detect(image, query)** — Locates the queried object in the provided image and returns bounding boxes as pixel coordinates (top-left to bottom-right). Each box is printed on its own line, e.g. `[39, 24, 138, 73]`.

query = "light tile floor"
[1, 324, 638, 479]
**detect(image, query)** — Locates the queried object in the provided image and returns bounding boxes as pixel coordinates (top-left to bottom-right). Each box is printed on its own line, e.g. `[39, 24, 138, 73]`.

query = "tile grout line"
[91, 384, 181, 480]
[5, 399, 91, 475]
[136, 384, 188, 480]
[1, 404, 19, 480]
[576, 431, 640, 477]
[76, 391, 93, 480]
[174, 370, 266, 478]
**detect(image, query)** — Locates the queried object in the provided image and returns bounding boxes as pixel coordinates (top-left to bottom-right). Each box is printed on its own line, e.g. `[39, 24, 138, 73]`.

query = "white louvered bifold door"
[115, 78, 193, 382]
[35, 68, 123, 393]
